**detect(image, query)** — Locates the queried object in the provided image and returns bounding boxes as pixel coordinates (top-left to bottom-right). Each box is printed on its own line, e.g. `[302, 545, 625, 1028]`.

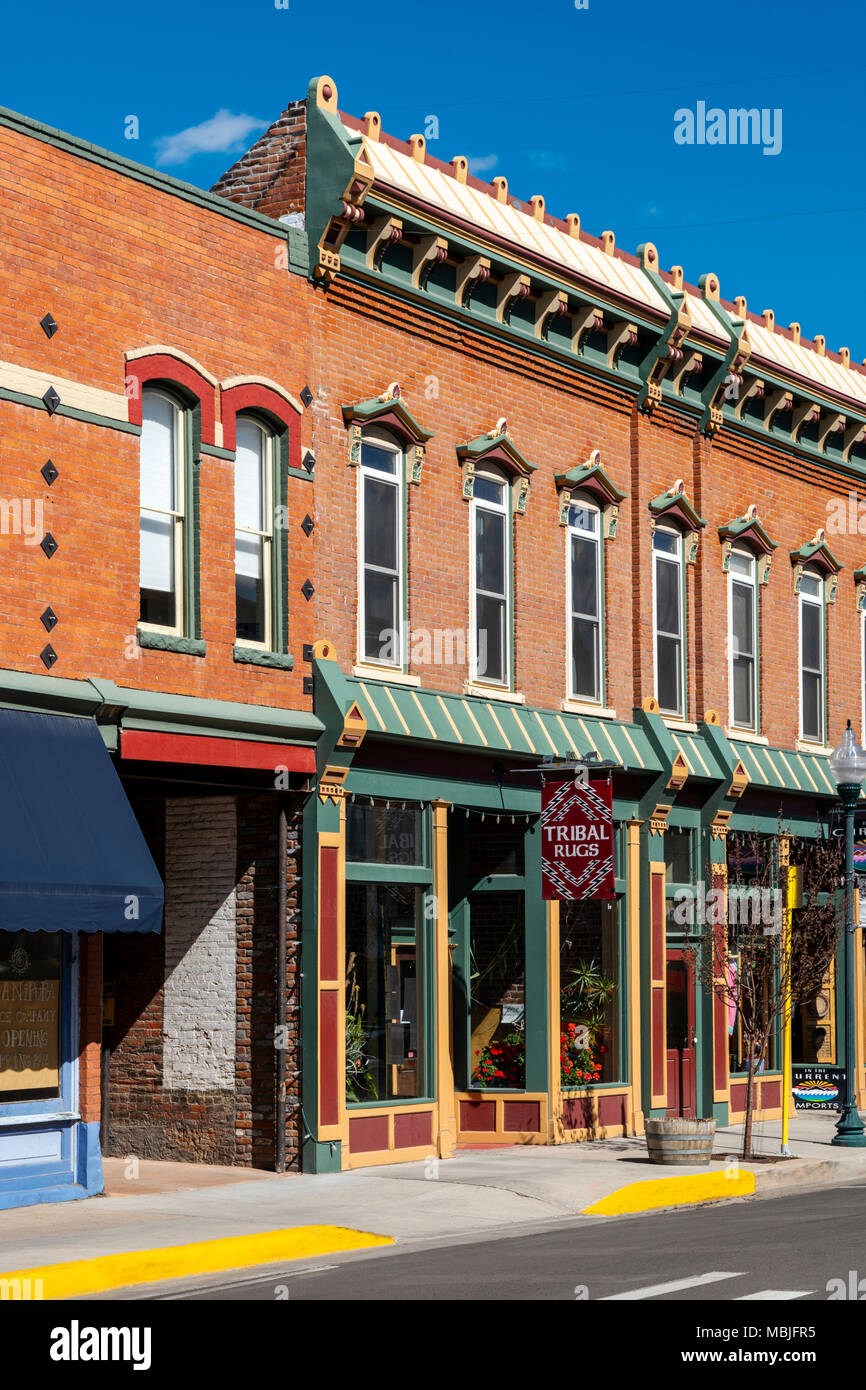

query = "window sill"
[725, 728, 768, 745]
[796, 740, 831, 755]
[562, 698, 617, 720]
[463, 682, 525, 704]
[233, 645, 294, 671]
[138, 629, 206, 658]
[661, 716, 698, 732]
[353, 663, 420, 687]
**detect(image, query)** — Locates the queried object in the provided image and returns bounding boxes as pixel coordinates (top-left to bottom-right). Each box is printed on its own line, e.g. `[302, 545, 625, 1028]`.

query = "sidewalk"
[2, 1113, 865, 1296]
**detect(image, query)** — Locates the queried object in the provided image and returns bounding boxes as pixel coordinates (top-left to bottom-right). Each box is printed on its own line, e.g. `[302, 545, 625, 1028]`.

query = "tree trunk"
[743, 1051, 756, 1161]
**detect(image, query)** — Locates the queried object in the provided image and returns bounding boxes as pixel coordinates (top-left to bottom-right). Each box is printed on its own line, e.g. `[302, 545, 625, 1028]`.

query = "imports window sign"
[652, 526, 684, 717]
[799, 569, 824, 742]
[471, 468, 509, 685]
[359, 433, 403, 667]
[347, 802, 422, 865]
[345, 883, 425, 1104]
[567, 503, 601, 703]
[0, 932, 61, 1100]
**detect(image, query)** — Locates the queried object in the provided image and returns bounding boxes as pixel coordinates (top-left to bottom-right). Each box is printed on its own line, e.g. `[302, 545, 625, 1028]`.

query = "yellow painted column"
[627, 819, 645, 1134]
[548, 900, 562, 1143]
[432, 801, 456, 1158]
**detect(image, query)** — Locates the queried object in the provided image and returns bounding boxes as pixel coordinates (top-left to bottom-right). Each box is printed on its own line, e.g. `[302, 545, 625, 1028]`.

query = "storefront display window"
[346, 883, 426, 1104]
[0, 932, 62, 1102]
[559, 899, 622, 1085]
[347, 803, 422, 865]
[470, 892, 525, 1087]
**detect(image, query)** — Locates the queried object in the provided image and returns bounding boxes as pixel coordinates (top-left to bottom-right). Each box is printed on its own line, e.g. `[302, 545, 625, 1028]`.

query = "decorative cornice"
[457, 418, 537, 513]
[649, 481, 707, 561]
[718, 504, 779, 584]
[791, 529, 843, 601]
[555, 448, 627, 535]
[342, 383, 432, 482]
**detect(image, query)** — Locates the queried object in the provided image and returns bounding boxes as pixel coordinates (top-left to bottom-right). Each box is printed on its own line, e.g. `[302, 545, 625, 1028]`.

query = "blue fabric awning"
[0, 709, 163, 933]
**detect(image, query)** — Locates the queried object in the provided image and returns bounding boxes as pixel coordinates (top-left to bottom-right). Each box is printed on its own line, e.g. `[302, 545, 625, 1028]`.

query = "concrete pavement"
[3, 1112, 866, 1296]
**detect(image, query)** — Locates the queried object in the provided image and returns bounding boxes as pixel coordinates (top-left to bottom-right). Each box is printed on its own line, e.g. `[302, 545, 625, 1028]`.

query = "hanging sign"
[791, 1063, 845, 1111]
[541, 775, 614, 900]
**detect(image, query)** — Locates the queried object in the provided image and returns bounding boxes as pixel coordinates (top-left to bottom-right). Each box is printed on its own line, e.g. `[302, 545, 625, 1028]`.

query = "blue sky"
[4, 0, 864, 352]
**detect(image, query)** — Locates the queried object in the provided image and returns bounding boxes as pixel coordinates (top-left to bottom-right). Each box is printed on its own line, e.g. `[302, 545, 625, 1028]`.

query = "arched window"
[567, 498, 602, 703]
[652, 524, 684, 717]
[234, 416, 274, 648]
[799, 567, 825, 743]
[139, 388, 186, 633]
[358, 426, 404, 668]
[728, 547, 758, 731]
[471, 464, 510, 686]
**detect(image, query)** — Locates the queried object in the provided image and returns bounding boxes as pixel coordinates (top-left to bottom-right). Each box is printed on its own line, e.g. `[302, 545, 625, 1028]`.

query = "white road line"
[735, 1289, 813, 1301]
[601, 1272, 745, 1300]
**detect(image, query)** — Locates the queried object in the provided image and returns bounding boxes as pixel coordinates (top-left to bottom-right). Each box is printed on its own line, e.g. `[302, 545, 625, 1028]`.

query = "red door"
[666, 950, 697, 1118]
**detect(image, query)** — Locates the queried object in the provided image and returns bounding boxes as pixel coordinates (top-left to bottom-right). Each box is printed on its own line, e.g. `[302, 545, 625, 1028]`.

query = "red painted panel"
[319, 846, 339, 981]
[561, 1096, 593, 1129]
[714, 992, 728, 1091]
[760, 1079, 781, 1109]
[394, 1110, 433, 1149]
[503, 1101, 540, 1132]
[220, 382, 301, 466]
[598, 1093, 626, 1128]
[729, 1083, 746, 1114]
[121, 728, 315, 773]
[349, 1115, 390, 1153]
[651, 988, 665, 1096]
[125, 353, 217, 445]
[459, 1099, 496, 1131]
[651, 872, 664, 980]
[319, 991, 339, 1129]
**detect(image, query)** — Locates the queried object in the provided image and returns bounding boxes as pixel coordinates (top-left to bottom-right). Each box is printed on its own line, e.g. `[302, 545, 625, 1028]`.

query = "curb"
[582, 1170, 756, 1215]
[0, 1225, 393, 1299]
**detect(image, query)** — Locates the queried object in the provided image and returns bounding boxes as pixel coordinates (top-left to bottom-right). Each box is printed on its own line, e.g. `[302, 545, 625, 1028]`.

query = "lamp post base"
[832, 1103, 866, 1147]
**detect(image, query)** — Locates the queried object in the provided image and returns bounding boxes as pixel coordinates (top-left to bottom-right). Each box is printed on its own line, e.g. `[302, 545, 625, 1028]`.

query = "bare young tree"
[682, 826, 842, 1160]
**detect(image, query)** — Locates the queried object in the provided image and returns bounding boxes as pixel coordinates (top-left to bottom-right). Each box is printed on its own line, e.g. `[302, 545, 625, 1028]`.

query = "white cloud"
[467, 153, 499, 175]
[154, 109, 269, 167]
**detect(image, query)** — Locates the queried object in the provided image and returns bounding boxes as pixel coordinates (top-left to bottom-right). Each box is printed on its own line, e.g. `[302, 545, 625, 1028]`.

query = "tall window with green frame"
[139, 388, 187, 634]
[653, 526, 685, 718]
[729, 548, 758, 732]
[567, 499, 602, 703]
[799, 568, 825, 744]
[358, 428, 404, 669]
[471, 465, 511, 687]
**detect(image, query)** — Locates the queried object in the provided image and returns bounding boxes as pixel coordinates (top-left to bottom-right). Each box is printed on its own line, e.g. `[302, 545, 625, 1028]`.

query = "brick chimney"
[210, 99, 306, 223]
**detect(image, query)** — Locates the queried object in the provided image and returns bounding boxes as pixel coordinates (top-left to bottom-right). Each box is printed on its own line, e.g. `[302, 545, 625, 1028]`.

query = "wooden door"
[666, 950, 697, 1118]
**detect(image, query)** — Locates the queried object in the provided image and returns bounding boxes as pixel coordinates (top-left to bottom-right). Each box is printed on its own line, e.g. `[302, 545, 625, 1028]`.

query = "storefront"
[0, 707, 163, 1209]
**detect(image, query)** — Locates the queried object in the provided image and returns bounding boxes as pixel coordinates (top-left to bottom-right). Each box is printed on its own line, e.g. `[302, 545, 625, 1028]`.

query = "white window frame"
[728, 548, 758, 732]
[234, 416, 274, 652]
[652, 524, 685, 718]
[798, 568, 825, 744]
[470, 465, 511, 688]
[566, 499, 602, 704]
[139, 387, 185, 637]
[357, 426, 404, 669]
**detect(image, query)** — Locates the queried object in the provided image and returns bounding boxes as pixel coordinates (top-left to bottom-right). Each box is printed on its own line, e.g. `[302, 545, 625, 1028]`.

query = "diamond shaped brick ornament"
[300, 385, 314, 408]
[40, 606, 58, 632]
[40, 533, 58, 558]
[302, 451, 315, 474]
[40, 644, 57, 669]
[42, 386, 61, 415]
[301, 514, 314, 536]
[40, 313, 59, 338]
[301, 579, 315, 601]
[41, 459, 59, 486]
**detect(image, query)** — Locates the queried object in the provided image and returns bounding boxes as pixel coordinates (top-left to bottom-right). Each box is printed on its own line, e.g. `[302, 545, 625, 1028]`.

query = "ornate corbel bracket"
[456, 253, 491, 308]
[649, 803, 672, 836]
[571, 303, 604, 355]
[536, 288, 570, 340]
[606, 320, 639, 369]
[319, 765, 349, 803]
[710, 810, 732, 840]
[366, 216, 403, 272]
[412, 234, 448, 290]
[497, 271, 532, 324]
[764, 388, 793, 430]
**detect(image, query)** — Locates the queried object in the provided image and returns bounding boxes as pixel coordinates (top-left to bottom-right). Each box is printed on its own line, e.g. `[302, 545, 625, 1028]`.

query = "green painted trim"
[790, 537, 843, 574]
[345, 863, 431, 885]
[87, 676, 322, 739]
[0, 386, 140, 434]
[286, 464, 314, 483]
[275, 430, 291, 656]
[342, 394, 433, 444]
[556, 460, 627, 506]
[718, 513, 778, 553]
[470, 873, 526, 892]
[188, 406, 203, 642]
[0, 104, 308, 269]
[232, 645, 294, 671]
[137, 629, 206, 658]
[649, 487, 707, 531]
[458, 430, 538, 475]
[200, 443, 236, 460]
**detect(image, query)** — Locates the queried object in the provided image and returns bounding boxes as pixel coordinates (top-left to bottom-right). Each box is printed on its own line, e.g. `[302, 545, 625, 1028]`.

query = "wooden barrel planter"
[645, 1118, 715, 1166]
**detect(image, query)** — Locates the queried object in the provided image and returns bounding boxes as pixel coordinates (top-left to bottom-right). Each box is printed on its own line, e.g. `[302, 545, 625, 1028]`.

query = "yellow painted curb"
[1, 1225, 393, 1299]
[582, 1170, 755, 1216]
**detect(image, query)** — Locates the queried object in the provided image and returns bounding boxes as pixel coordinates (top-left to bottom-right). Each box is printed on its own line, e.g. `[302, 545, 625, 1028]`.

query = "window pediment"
[457, 418, 537, 514]
[555, 448, 626, 535]
[718, 505, 778, 584]
[791, 529, 842, 602]
[343, 383, 432, 483]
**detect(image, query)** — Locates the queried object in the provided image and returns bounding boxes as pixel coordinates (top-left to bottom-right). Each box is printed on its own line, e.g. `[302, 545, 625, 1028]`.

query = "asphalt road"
[127, 1182, 866, 1302]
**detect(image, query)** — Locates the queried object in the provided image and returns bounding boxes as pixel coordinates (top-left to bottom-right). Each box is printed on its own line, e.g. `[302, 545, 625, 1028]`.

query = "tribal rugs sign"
[541, 777, 614, 900]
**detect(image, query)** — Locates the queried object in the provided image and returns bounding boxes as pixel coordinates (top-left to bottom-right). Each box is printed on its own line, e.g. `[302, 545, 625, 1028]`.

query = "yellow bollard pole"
[781, 864, 800, 1155]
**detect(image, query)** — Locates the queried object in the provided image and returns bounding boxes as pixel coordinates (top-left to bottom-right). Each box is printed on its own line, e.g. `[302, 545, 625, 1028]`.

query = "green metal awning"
[347, 676, 661, 774]
[730, 739, 837, 798]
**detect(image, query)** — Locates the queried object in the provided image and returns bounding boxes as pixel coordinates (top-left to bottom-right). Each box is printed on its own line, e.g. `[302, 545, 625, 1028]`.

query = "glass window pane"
[801, 600, 821, 672]
[346, 804, 422, 865]
[140, 511, 176, 628]
[140, 393, 176, 512]
[475, 508, 506, 596]
[800, 573, 821, 599]
[732, 655, 754, 727]
[470, 892, 525, 1088]
[571, 616, 599, 700]
[571, 534, 598, 618]
[559, 900, 621, 1086]
[568, 504, 598, 533]
[474, 476, 505, 505]
[665, 828, 691, 884]
[653, 529, 679, 555]
[656, 634, 682, 715]
[476, 593, 506, 682]
[235, 420, 265, 532]
[729, 550, 753, 577]
[0, 931, 62, 1101]
[732, 581, 754, 658]
[235, 534, 265, 642]
[360, 442, 397, 474]
[802, 670, 822, 741]
[346, 884, 424, 1103]
[363, 569, 398, 661]
[364, 477, 398, 571]
[655, 557, 681, 636]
